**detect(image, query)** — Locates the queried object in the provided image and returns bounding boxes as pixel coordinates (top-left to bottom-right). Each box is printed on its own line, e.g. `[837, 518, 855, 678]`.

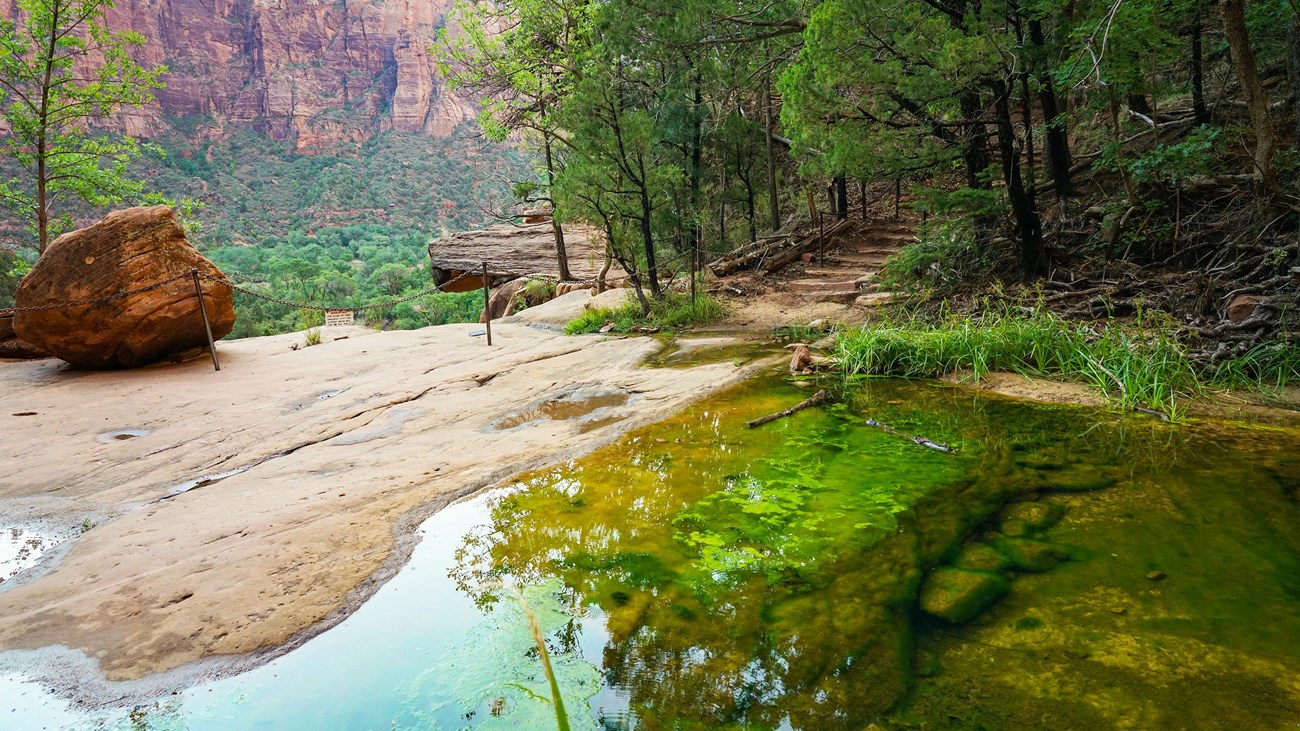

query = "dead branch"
[748, 390, 827, 428]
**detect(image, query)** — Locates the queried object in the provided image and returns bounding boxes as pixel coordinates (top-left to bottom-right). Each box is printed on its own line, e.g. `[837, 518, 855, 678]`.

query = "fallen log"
[748, 390, 827, 428]
[709, 237, 793, 276]
[865, 418, 957, 453]
[761, 219, 852, 273]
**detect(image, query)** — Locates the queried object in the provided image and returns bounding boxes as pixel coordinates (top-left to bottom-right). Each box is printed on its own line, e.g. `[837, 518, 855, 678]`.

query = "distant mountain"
[0, 0, 476, 150]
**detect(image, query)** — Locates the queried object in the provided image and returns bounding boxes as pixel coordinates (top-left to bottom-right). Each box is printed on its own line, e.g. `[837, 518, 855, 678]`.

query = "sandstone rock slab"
[14, 207, 235, 369]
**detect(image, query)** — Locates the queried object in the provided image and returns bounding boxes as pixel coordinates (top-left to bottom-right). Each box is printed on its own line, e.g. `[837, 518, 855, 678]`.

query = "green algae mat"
[5, 376, 1299, 730]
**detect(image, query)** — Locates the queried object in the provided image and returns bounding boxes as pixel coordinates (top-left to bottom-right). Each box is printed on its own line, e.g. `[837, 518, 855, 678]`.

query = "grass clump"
[565, 290, 727, 335]
[835, 308, 1300, 418]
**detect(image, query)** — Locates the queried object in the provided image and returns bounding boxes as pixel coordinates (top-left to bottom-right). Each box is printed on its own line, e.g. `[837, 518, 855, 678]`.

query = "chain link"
[196, 267, 485, 314]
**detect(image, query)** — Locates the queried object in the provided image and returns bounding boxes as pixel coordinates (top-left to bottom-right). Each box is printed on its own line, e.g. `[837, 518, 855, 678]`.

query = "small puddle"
[645, 337, 772, 368]
[493, 390, 629, 430]
[96, 428, 150, 444]
[0, 527, 64, 583]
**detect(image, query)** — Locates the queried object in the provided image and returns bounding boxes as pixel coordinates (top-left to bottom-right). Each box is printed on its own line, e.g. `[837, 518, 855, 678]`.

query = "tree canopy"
[0, 0, 166, 253]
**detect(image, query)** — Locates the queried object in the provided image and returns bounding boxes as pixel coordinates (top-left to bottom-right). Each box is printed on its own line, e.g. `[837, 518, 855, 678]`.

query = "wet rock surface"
[919, 568, 1012, 623]
[0, 305, 754, 683]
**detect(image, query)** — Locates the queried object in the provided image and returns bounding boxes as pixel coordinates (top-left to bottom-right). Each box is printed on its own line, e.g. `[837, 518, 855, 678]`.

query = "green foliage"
[0, 249, 31, 307]
[0, 0, 168, 252]
[1098, 125, 1223, 186]
[564, 291, 726, 335]
[522, 278, 557, 307]
[879, 221, 989, 293]
[303, 328, 322, 347]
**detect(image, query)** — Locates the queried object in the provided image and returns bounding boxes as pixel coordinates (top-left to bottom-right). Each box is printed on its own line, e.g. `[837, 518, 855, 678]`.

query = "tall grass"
[565, 290, 727, 335]
[834, 308, 1298, 418]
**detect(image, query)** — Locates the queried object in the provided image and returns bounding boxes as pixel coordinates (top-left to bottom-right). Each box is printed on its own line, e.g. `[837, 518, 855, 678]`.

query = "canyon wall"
[2, 0, 477, 150]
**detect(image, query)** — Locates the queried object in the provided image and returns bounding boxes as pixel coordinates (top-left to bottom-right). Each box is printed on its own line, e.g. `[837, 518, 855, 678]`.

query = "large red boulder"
[13, 207, 236, 369]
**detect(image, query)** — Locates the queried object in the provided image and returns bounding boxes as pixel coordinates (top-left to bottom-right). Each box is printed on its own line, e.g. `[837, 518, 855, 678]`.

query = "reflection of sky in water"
[5, 492, 610, 730]
[0, 527, 62, 583]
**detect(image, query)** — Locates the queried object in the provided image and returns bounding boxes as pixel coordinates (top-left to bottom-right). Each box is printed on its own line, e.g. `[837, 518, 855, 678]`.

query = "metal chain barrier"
[195, 268, 482, 314]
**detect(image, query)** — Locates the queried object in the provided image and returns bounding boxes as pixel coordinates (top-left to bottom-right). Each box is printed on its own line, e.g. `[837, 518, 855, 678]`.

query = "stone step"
[801, 268, 866, 278]
[854, 292, 897, 308]
[798, 290, 860, 304]
[826, 256, 892, 268]
[788, 279, 859, 294]
[836, 248, 902, 257]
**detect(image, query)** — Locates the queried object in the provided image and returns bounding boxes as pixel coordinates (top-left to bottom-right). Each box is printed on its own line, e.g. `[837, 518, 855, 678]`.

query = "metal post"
[192, 269, 220, 372]
[481, 262, 493, 347]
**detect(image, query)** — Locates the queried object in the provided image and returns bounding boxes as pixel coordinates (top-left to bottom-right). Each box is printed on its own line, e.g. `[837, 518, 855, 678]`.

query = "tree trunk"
[834, 176, 848, 220]
[1288, 9, 1300, 142]
[1191, 13, 1209, 124]
[993, 82, 1047, 279]
[718, 159, 727, 247]
[1222, 0, 1277, 183]
[1019, 73, 1036, 193]
[543, 135, 573, 281]
[764, 68, 781, 231]
[1029, 19, 1073, 198]
[638, 175, 661, 298]
[959, 92, 990, 191]
[689, 76, 704, 270]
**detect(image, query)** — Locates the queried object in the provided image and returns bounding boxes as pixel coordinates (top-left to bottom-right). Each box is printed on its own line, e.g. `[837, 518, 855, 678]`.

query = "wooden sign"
[325, 310, 355, 328]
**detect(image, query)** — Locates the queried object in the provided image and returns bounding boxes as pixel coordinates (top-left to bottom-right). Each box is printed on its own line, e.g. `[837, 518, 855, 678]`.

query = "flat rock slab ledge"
[0, 296, 758, 697]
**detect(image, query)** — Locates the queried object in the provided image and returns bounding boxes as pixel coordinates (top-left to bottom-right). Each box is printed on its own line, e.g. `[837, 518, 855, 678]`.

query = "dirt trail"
[0, 292, 764, 687]
[716, 218, 916, 329]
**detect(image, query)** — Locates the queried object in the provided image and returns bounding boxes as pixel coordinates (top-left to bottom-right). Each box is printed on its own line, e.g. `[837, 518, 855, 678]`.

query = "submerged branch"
[864, 419, 957, 453]
[748, 390, 827, 428]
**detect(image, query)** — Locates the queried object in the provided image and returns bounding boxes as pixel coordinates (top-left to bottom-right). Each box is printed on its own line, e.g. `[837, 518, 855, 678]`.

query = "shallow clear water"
[4, 376, 1299, 730]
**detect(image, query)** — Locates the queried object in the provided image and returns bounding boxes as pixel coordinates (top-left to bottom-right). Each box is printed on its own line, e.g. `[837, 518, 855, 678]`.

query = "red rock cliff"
[2, 0, 476, 151]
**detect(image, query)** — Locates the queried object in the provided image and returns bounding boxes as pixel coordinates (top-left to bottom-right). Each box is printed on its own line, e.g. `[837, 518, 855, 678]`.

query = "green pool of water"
[5, 376, 1299, 730]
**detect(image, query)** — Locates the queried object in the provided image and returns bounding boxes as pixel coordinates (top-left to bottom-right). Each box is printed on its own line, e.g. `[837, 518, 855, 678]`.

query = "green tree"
[0, 0, 166, 253]
[437, 0, 596, 281]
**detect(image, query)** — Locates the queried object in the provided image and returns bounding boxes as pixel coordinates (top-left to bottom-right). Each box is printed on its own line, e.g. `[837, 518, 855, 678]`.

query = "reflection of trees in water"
[451, 378, 1255, 729]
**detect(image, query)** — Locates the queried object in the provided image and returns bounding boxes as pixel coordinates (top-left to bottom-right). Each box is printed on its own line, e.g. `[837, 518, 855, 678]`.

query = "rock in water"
[919, 568, 1010, 623]
[13, 207, 236, 369]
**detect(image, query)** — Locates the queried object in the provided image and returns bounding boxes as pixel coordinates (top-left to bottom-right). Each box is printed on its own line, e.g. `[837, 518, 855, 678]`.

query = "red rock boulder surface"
[13, 207, 235, 369]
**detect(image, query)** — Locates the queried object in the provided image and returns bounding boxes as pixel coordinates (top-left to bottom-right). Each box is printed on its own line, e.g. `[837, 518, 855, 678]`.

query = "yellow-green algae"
[452, 376, 1300, 729]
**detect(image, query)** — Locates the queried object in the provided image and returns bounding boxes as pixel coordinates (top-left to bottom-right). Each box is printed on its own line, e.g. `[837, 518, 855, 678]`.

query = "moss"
[995, 538, 1071, 572]
[919, 568, 1011, 623]
[1000, 501, 1067, 531]
[952, 543, 1012, 572]
[1040, 467, 1116, 492]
